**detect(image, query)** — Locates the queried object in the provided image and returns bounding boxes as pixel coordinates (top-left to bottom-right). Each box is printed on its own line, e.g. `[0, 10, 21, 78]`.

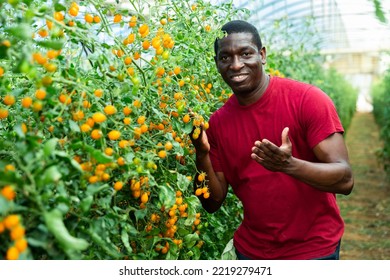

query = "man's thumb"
[281, 127, 290, 145]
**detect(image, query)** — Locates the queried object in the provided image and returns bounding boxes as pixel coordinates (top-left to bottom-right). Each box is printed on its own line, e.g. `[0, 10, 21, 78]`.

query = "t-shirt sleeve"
[206, 114, 223, 172]
[300, 86, 344, 149]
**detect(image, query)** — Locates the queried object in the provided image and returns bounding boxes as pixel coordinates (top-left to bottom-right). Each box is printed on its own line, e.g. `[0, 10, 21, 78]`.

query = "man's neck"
[236, 74, 270, 106]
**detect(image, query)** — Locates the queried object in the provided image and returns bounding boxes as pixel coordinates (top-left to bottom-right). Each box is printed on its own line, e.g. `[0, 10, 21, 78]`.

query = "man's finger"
[281, 127, 290, 146]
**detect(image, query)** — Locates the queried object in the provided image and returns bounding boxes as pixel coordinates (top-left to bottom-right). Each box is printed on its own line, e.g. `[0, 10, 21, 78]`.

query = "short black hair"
[214, 20, 262, 56]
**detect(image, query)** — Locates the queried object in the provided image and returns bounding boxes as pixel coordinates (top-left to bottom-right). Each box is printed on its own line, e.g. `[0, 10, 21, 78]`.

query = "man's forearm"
[194, 153, 227, 213]
[285, 157, 354, 195]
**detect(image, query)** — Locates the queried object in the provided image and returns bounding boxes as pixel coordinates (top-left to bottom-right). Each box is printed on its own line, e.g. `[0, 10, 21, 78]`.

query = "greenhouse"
[213, 0, 390, 112]
[0, 0, 389, 269]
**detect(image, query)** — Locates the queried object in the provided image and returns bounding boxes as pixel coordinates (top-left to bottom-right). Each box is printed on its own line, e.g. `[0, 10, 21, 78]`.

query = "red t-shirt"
[206, 76, 345, 259]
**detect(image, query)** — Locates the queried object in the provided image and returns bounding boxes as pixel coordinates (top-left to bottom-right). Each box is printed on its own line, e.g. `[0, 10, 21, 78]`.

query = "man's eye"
[242, 52, 250, 57]
[220, 56, 228, 61]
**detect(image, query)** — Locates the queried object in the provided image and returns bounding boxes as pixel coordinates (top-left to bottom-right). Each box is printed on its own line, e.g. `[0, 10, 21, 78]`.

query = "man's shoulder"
[273, 76, 314, 89]
[272, 76, 324, 98]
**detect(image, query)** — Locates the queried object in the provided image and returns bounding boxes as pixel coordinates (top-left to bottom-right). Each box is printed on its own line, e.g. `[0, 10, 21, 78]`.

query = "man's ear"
[260, 46, 267, 65]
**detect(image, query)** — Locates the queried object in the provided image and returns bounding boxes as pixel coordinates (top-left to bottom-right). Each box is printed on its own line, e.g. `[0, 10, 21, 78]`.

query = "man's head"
[213, 20, 267, 99]
[214, 20, 262, 56]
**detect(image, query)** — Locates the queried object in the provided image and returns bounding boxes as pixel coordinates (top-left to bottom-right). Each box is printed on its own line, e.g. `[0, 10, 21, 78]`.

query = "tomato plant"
[0, 0, 248, 260]
[372, 68, 390, 175]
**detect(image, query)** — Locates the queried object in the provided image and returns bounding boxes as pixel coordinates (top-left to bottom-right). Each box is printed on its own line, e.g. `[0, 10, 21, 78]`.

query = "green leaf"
[54, 151, 83, 172]
[80, 195, 93, 213]
[86, 184, 110, 195]
[120, 83, 131, 95]
[43, 138, 58, 157]
[26, 237, 49, 249]
[221, 238, 237, 260]
[0, 45, 8, 59]
[177, 173, 191, 192]
[14, 124, 26, 138]
[68, 120, 80, 133]
[23, 0, 34, 6]
[54, 3, 66, 12]
[182, 122, 194, 134]
[38, 5, 49, 13]
[82, 146, 109, 164]
[125, 224, 139, 235]
[183, 233, 199, 248]
[44, 209, 89, 251]
[184, 196, 199, 226]
[56, 202, 70, 215]
[134, 208, 147, 221]
[121, 229, 133, 254]
[37, 39, 65, 50]
[0, 170, 20, 186]
[5, 23, 32, 40]
[373, 0, 387, 23]
[0, 196, 12, 215]
[87, 227, 122, 259]
[14, 58, 31, 74]
[156, 183, 176, 209]
[11, 88, 26, 97]
[66, 65, 77, 77]
[43, 166, 62, 183]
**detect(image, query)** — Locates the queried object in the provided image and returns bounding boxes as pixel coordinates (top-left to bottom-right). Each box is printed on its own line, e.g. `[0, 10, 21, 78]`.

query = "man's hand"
[188, 109, 210, 156]
[251, 127, 292, 172]
[189, 124, 210, 156]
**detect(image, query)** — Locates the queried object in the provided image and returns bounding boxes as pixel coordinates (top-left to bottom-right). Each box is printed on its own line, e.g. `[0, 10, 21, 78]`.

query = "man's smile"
[229, 73, 249, 83]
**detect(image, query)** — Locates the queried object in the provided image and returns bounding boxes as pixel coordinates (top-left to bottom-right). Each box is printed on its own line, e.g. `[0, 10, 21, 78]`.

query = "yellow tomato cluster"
[0, 0, 237, 259]
[195, 172, 210, 199]
[268, 67, 285, 78]
[0, 215, 28, 260]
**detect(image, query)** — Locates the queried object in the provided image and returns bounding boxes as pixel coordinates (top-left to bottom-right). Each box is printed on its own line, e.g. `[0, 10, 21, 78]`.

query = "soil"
[338, 112, 390, 260]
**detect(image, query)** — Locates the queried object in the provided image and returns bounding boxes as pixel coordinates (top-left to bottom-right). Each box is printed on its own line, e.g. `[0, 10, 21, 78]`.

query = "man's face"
[215, 32, 265, 95]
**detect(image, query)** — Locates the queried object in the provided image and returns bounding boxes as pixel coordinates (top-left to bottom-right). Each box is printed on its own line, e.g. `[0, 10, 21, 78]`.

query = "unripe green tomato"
[24, 9, 35, 20]
[136, 165, 144, 173]
[186, 251, 194, 257]
[133, 157, 141, 165]
[27, 67, 37, 79]
[131, 76, 140, 86]
[146, 161, 155, 169]
[8, 0, 20, 6]
[18, 60, 30, 74]
[117, 73, 125, 82]
[162, 51, 169, 60]
[177, 103, 185, 114]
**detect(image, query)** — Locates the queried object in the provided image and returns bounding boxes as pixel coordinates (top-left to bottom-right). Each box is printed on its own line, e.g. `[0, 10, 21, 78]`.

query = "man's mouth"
[230, 73, 248, 83]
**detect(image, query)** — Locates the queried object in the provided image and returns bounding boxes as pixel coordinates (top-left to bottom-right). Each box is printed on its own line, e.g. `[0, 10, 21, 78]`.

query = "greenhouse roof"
[213, 0, 390, 54]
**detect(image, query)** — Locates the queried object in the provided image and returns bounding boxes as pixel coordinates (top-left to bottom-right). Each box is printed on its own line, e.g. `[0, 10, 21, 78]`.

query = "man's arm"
[190, 126, 228, 213]
[251, 127, 354, 195]
[194, 154, 228, 213]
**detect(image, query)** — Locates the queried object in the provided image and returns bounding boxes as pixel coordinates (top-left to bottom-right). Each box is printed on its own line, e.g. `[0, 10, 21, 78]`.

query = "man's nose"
[230, 56, 244, 70]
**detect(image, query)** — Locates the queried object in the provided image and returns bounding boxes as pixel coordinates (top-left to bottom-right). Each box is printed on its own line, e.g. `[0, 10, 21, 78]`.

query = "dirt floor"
[338, 112, 390, 260]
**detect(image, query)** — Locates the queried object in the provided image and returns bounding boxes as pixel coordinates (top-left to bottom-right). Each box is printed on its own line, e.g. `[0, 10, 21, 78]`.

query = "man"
[190, 20, 354, 260]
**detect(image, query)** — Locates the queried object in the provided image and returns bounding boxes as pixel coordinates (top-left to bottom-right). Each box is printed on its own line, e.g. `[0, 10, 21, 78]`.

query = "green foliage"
[372, 70, 390, 176]
[371, 0, 388, 23]
[318, 68, 358, 132]
[201, 191, 243, 259]
[0, 0, 246, 260]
